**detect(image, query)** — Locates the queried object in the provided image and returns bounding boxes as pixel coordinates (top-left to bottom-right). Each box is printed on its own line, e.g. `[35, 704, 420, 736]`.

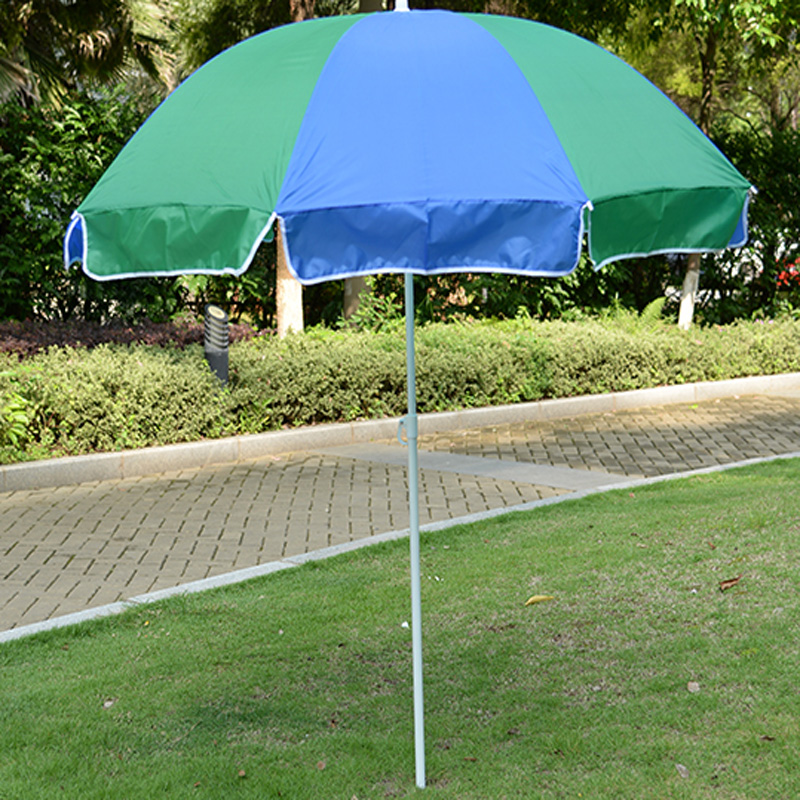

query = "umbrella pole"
[403, 271, 426, 789]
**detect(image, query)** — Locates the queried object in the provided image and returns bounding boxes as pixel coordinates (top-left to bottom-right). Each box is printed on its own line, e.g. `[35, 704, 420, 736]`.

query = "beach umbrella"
[64, 3, 751, 787]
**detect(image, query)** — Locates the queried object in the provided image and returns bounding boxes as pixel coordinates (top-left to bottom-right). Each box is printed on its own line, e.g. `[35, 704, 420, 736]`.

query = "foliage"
[178, 243, 280, 329]
[352, 260, 677, 331]
[0, 0, 161, 105]
[417, 0, 641, 41]
[649, 0, 800, 130]
[8, 344, 231, 455]
[695, 124, 800, 324]
[415, 321, 551, 408]
[2, 317, 800, 463]
[1, 459, 799, 798]
[0, 372, 30, 448]
[541, 316, 800, 395]
[227, 330, 407, 432]
[340, 276, 403, 332]
[671, 0, 787, 47]
[180, 242, 341, 330]
[227, 321, 550, 430]
[0, 86, 187, 322]
[224, 321, 550, 430]
[174, 0, 294, 72]
[0, 316, 257, 359]
[173, 0, 354, 77]
[614, 1, 800, 135]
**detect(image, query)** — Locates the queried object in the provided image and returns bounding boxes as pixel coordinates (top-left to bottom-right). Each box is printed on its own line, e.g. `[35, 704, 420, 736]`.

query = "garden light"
[204, 304, 229, 385]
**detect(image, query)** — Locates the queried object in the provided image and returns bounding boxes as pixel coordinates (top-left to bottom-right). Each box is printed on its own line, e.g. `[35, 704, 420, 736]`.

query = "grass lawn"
[1, 459, 799, 799]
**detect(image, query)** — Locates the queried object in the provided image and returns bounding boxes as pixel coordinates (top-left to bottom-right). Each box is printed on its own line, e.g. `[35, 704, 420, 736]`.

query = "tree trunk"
[273, 0, 315, 337]
[678, 26, 716, 328]
[289, 0, 315, 21]
[344, 274, 369, 321]
[696, 29, 716, 135]
[678, 252, 701, 330]
[276, 226, 304, 337]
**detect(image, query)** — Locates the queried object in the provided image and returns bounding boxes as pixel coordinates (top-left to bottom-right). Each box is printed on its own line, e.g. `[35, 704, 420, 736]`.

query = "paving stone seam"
[3, 449, 799, 646]
[3, 373, 799, 493]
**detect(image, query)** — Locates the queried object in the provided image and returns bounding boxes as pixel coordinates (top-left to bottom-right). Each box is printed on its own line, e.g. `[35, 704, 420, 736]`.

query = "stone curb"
[4, 449, 799, 645]
[2, 372, 799, 493]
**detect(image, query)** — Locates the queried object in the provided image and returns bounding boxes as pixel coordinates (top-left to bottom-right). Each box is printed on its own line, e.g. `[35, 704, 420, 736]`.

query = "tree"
[0, 0, 160, 105]
[659, 1, 800, 327]
[0, 88, 185, 321]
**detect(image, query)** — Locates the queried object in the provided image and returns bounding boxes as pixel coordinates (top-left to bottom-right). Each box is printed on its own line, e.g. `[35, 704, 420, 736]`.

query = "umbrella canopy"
[64, 7, 751, 790]
[64, 9, 750, 282]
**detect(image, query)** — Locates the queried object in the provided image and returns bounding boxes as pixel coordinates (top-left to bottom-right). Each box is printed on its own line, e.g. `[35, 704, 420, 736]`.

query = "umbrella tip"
[395, 0, 410, 11]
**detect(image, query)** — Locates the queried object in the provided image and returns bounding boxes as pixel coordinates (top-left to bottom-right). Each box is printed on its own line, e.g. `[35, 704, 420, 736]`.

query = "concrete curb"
[4, 448, 799, 645]
[2, 371, 799, 493]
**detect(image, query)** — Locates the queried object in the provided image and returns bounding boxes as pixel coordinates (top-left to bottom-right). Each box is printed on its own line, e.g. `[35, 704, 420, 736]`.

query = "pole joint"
[397, 414, 418, 446]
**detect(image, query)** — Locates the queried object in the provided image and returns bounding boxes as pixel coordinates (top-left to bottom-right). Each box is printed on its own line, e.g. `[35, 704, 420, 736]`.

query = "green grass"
[2, 460, 799, 799]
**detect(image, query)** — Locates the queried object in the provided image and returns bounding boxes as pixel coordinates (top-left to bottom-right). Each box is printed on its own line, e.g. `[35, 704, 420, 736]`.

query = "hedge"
[1, 315, 799, 463]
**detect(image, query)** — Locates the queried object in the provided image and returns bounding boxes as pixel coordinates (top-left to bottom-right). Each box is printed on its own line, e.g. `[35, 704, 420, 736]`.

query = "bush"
[10, 345, 230, 456]
[414, 322, 551, 409]
[225, 322, 551, 430]
[2, 316, 799, 464]
[0, 380, 30, 449]
[542, 316, 800, 396]
[227, 331, 407, 431]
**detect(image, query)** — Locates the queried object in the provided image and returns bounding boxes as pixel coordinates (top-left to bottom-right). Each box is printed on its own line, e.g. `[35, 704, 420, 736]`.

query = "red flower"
[777, 257, 800, 289]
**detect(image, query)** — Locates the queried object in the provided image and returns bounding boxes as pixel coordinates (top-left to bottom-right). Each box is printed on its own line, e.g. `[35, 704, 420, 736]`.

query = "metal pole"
[404, 272, 425, 789]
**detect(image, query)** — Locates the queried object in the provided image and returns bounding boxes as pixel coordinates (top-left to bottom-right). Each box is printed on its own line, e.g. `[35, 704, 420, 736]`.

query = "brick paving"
[0, 452, 558, 631]
[419, 396, 800, 477]
[2, 393, 800, 635]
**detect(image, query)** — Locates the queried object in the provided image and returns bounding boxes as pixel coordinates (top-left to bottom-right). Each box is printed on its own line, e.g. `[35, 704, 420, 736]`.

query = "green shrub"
[0, 383, 30, 447]
[227, 331, 407, 431]
[14, 345, 230, 455]
[226, 322, 551, 430]
[2, 317, 800, 464]
[415, 322, 551, 409]
[541, 316, 800, 396]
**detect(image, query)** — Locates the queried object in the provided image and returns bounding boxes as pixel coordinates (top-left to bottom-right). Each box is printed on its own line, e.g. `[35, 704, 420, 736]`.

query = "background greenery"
[1, 313, 798, 463]
[1, 0, 800, 329]
[2, 0, 799, 465]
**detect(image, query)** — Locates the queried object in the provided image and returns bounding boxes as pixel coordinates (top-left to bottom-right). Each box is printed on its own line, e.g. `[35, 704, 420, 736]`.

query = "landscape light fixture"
[204, 304, 229, 385]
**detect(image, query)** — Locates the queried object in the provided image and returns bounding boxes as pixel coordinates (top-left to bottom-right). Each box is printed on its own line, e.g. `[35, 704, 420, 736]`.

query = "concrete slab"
[315, 443, 631, 490]
[1, 452, 124, 492]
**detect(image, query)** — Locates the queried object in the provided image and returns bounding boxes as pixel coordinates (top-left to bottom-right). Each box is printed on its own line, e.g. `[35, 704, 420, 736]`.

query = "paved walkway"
[3, 380, 800, 641]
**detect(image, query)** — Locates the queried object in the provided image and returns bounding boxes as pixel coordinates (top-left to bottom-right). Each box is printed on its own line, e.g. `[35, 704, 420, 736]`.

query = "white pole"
[404, 272, 426, 788]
